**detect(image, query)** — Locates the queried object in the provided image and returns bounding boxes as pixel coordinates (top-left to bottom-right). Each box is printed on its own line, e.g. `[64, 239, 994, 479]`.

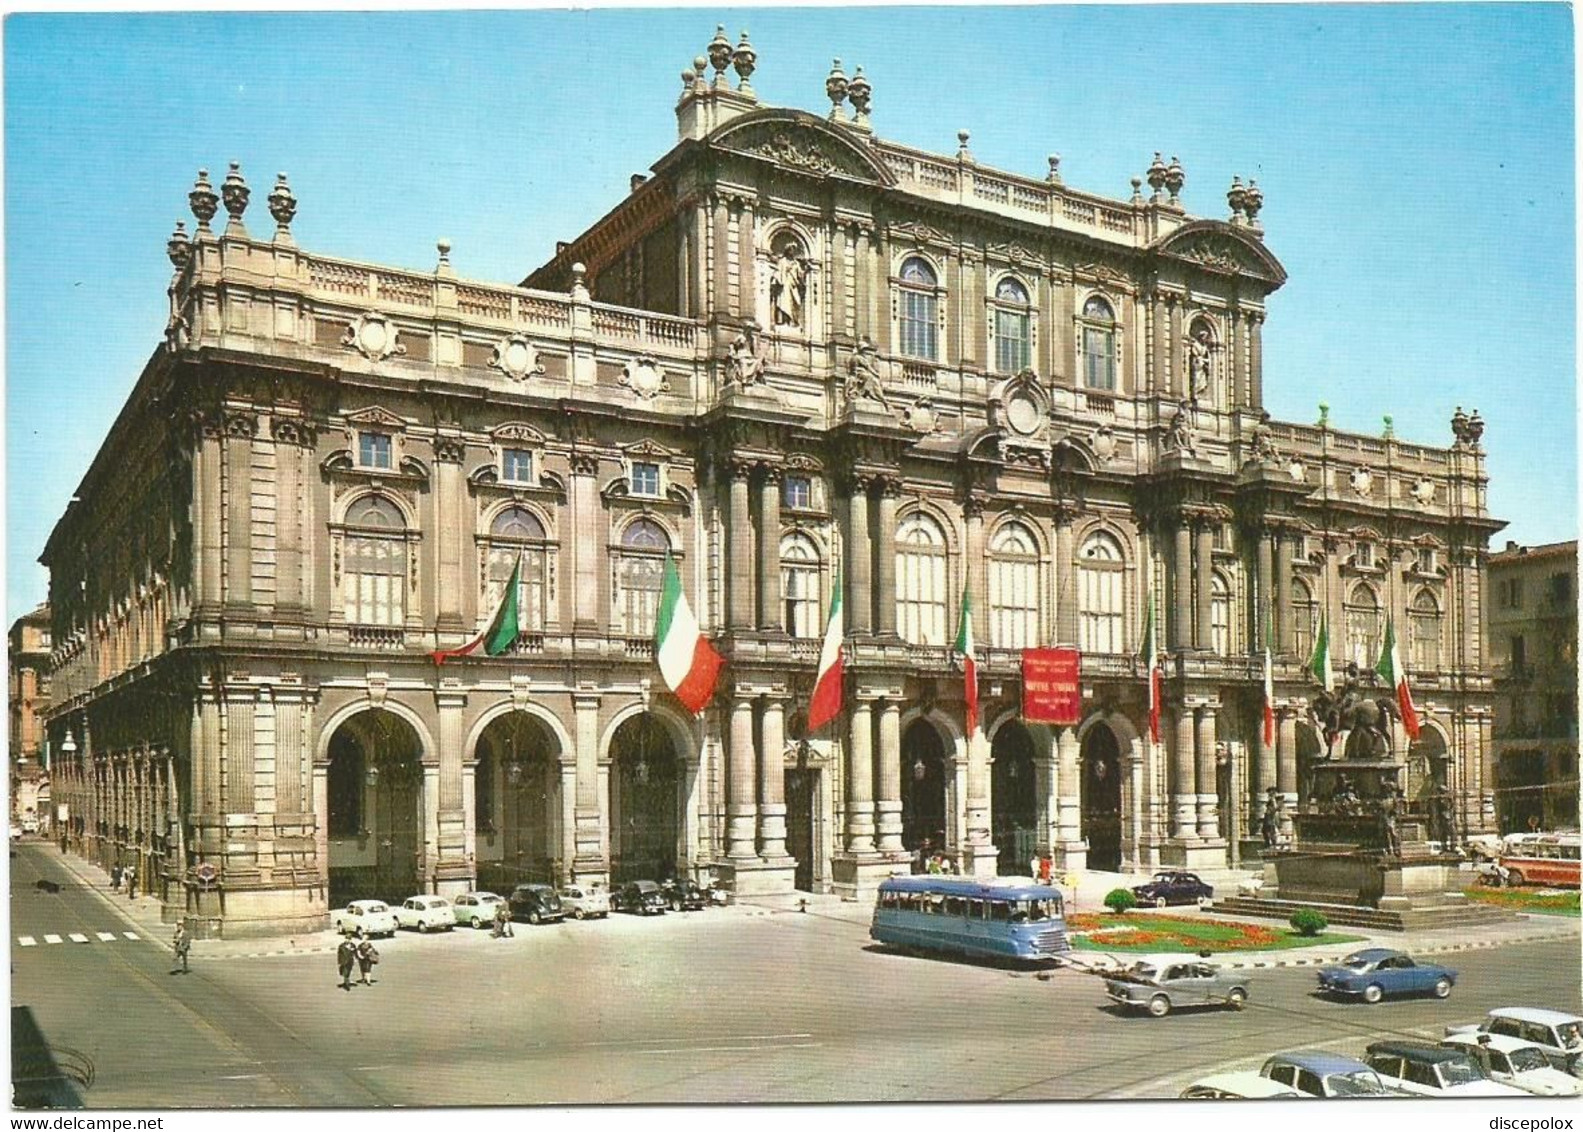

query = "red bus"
[1497, 833, 1581, 888]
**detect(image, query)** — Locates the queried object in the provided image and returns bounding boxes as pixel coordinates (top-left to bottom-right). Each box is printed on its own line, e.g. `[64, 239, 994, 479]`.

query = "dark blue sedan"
[1131, 871, 1214, 908]
[1316, 948, 1457, 1004]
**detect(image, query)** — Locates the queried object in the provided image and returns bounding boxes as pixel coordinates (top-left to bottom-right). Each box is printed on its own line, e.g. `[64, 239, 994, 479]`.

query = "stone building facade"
[1487, 540, 1578, 833]
[9, 603, 52, 834]
[41, 31, 1502, 935]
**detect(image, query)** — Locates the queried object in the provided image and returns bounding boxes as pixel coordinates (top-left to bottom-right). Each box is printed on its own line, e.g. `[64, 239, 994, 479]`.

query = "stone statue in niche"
[770, 237, 810, 329]
[726, 326, 766, 388]
[1162, 399, 1197, 457]
[1246, 410, 1281, 467]
[844, 337, 892, 411]
[1185, 325, 1214, 403]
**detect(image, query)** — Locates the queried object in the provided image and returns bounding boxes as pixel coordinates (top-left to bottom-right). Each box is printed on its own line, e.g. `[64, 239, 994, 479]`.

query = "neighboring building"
[41, 30, 1503, 936]
[1488, 541, 1578, 833]
[9, 603, 52, 834]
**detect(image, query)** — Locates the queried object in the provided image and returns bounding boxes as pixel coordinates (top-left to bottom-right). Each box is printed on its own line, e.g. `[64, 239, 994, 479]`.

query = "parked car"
[1316, 948, 1456, 1004]
[330, 899, 398, 938]
[559, 883, 610, 920]
[507, 884, 566, 925]
[1180, 1071, 1304, 1099]
[1447, 1008, 1583, 1075]
[615, 880, 667, 916]
[1364, 1040, 1527, 1097]
[1441, 1033, 1583, 1096]
[661, 877, 707, 911]
[1259, 1050, 1405, 1097]
[1103, 954, 1250, 1017]
[394, 895, 454, 932]
[451, 891, 506, 929]
[1130, 871, 1214, 908]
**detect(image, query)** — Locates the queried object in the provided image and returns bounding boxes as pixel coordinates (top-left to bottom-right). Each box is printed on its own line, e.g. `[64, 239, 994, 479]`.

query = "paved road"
[10, 841, 1581, 1106]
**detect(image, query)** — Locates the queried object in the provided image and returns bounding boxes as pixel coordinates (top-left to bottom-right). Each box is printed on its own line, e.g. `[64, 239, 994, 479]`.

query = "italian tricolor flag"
[806, 569, 845, 731]
[431, 554, 522, 665]
[1375, 617, 1421, 740]
[1138, 594, 1161, 744]
[1309, 612, 1333, 692]
[655, 554, 724, 715]
[956, 584, 978, 735]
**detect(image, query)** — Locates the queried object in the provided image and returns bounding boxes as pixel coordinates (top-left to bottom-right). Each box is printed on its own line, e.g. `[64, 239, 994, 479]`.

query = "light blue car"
[1316, 948, 1456, 1004]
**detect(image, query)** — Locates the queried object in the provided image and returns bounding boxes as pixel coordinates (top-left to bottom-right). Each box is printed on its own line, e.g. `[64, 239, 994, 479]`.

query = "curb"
[1214, 930, 1571, 970]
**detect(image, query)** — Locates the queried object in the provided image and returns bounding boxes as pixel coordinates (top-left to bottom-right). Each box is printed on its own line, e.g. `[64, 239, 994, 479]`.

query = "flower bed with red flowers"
[1066, 912, 1360, 953]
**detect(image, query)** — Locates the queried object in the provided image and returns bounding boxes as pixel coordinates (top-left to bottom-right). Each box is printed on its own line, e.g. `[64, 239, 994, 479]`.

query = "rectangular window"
[994, 309, 1030, 374]
[1355, 542, 1374, 569]
[1550, 572, 1572, 606]
[1502, 578, 1525, 610]
[502, 448, 533, 483]
[1082, 326, 1116, 390]
[783, 475, 813, 511]
[1416, 547, 1436, 574]
[900, 291, 938, 360]
[1511, 634, 1527, 674]
[631, 462, 661, 497]
[359, 432, 393, 469]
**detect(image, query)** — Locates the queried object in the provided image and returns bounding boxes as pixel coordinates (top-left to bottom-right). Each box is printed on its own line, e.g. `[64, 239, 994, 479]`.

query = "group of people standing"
[109, 861, 137, 897]
[336, 932, 380, 990]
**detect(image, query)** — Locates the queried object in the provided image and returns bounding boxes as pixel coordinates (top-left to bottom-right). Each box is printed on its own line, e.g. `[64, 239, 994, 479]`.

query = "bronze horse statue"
[1311, 687, 1399, 759]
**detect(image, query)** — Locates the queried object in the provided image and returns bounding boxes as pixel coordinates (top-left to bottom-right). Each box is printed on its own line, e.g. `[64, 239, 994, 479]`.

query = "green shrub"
[1289, 908, 1328, 936]
[1104, 888, 1138, 914]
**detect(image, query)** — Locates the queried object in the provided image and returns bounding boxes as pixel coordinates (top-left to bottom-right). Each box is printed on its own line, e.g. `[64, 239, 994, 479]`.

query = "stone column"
[569, 454, 601, 629]
[1194, 519, 1214, 651]
[830, 222, 849, 338]
[1256, 529, 1275, 648]
[1275, 527, 1294, 655]
[758, 698, 788, 860]
[757, 465, 783, 631]
[1055, 726, 1081, 847]
[844, 698, 875, 853]
[194, 416, 224, 614]
[1054, 509, 1077, 645]
[711, 194, 731, 321]
[434, 690, 469, 892]
[727, 696, 758, 860]
[735, 197, 756, 319]
[1171, 709, 1195, 839]
[1172, 519, 1192, 650]
[273, 423, 305, 616]
[433, 442, 466, 633]
[875, 699, 903, 852]
[223, 414, 255, 614]
[727, 458, 755, 632]
[571, 693, 604, 879]
[874, 477, 900, 636]
[964, 718, 995, 876]
[846, 476, 873, 635]
[1248, 313, 1264, 408]
[1276, 708, 1298, 838]
[1196, 705, 1219, 839]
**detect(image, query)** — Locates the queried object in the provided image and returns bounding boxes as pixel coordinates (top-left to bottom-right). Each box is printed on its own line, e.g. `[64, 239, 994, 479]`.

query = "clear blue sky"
[6, 5, 1575, 624]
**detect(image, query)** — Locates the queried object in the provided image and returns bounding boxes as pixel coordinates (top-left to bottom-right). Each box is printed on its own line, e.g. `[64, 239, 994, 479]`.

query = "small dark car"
[617, 880, 668, 916]
[507, 883, 566, 925]
[661, 878, 707, 911]
[1130, 871, 1214, 908]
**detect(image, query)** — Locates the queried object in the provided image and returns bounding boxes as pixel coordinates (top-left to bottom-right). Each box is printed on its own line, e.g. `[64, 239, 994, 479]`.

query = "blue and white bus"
[870, 876, 1071, 963]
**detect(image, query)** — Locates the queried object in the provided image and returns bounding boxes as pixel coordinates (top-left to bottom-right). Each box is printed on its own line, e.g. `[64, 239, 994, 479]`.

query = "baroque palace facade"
[42, 30, 1502, 935]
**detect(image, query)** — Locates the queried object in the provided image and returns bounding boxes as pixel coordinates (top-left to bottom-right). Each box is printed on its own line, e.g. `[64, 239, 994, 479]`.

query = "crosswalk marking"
[19, 936, 36, 947]
[20, 931, 151, 947]
[67, 933, 88, 943]
[96, 932, 116, 942]
[43, 934, 61, 944]
[123, 932, 139, 941]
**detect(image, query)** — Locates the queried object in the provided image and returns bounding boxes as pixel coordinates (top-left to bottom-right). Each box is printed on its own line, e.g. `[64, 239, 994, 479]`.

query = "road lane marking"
[18, 936, 36, 947]
[43, 934, 62, 944]
[123, 932, 140, 940]
[96, 932, 117, 941]
[638, 1042, 822, 1055]
[68, 933, 89, 943]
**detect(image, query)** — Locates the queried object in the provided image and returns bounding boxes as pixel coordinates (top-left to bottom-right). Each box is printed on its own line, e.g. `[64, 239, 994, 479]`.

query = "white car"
[394, 895, 455, 933]
[1181, 1072, 1304, 1099]
[1365, 1041, 1527, 1097]
[451, 891, 505, 929]
[329, 899, 398, 937]
[1448, 1008, 1583, 1077]
[560, 883, 611, 920]
[1442, 1033, 1583, 1097]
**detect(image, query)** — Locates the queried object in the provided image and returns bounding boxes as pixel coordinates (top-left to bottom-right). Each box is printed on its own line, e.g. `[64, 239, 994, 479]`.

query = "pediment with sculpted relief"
[710, 111, 897, 185]
[1152, 220, 1288, 287]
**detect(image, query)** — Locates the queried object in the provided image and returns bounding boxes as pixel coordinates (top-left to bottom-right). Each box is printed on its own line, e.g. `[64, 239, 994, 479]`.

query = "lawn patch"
[1463, 886, 1580, 917]
[1066, 912, 1363, 953]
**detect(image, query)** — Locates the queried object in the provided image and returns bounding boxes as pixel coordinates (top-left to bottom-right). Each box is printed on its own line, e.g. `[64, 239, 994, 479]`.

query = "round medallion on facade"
[342, 312, 407, 363]
[489, 334, 545, 383]
[1005, 389, 1041, 435]
[1349, 466, 1374, 498]
[619, 355, 672, 400]
[1412, 478, 1437, 505]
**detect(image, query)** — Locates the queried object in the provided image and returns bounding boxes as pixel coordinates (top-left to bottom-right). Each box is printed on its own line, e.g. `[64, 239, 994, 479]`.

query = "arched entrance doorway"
[475, 712, 562, 891]
[609, 713, 680, 883]
[901, 719, 948, 857]
[991, 722, 1038, 875]
[1080, 724, 1122, 872]
[326, 709, 424, 906]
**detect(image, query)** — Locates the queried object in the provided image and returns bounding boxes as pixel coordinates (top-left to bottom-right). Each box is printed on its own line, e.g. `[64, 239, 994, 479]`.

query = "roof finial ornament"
[1227, 176, 1248, 225]
[707, 26, 732, 89]
[1147, 152, 1168, 201]
[1382, 414, 1394, 439]
[1244, 179, 1264, 231]
[1164, 155, 1184, 205]
[1318, 402, 1331, 429]
[1046, 154, 1063, 185]
[166, 220, 192, 269]
[732, 29, 757, 96]
[221, 161, 250, 235]
[693, 56, 709, 96]
[188, 168, 219, 233]
[267, 173, 297, 243]
[826, 58, 849, 122]
[956, 129, 972, 160]
[848, 66, 872, 130]
[1130, 177, 1144, 204]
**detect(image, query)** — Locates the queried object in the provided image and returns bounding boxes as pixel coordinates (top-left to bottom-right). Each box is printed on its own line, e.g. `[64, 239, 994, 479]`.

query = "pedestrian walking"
[1038, 856, 1052, 885]
[171, 918, 191, 974]
[355, 937, 379, 985]
[110, 863, 122, 893]
[1029, 854, 1040, 881]
[123, 864, 136, 897]
[336, 936, 357, 990]
[492, 900, 514, 939]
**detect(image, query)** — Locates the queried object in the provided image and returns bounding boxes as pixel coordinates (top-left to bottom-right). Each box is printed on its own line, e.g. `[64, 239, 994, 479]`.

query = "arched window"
[781, 533, 821, 639]
[896, 513, 949, 645]
[1409, 589, 1442, 672]
[343, 495, 407, 626]
[485, 506, 550, 634]
[1291, 578, 1317, 661]
[898, 257, 939, 361]
[993, 276, 1032, 374]
[1210, 572, 1232, 656]
[989, 521, 1040, 649]
[615, 518, 670, 637]
[1344, 583, 1383, 669]
[1077, 530, 1125, 654]
[1080, 295, 1117, 391]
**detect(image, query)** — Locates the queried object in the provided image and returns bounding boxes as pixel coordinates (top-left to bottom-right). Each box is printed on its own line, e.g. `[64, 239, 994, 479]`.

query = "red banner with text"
[1022, 647, 1082, 725]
